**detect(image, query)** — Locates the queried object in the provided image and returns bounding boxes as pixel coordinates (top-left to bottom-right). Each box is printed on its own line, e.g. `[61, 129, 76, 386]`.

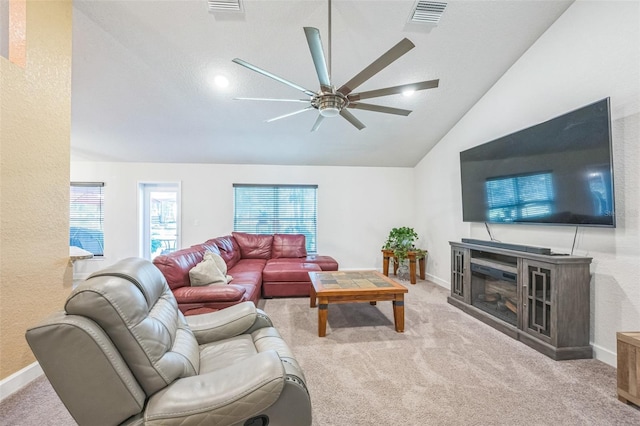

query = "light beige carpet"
[2, 279, 639, 425]
[260, 279, 640, 425]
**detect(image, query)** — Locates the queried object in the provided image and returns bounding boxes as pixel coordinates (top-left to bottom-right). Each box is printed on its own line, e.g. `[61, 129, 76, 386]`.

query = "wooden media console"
[448, 241, 593, 360]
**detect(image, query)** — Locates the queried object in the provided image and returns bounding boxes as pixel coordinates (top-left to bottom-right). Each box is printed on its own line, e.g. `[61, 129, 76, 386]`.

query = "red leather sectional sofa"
[153, 232, 338, 315]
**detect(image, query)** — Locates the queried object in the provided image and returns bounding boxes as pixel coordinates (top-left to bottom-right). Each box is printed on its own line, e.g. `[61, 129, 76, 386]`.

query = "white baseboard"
[0, 362, 43, 402]
[592, 343, 616, 367]
[426, 272, 449, 289]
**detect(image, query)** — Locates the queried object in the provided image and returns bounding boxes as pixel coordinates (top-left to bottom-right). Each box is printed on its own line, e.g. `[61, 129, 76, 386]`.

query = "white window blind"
[233, 184, 318, 253]
[70, 182, 104, 256]
[486, 173, 554, 222]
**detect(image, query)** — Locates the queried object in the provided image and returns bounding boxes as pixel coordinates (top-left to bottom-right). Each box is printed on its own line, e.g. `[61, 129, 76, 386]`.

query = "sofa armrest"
[185, 302, 272, 343]
[172, 284, 246, 304]
[145, 351, 285, 424]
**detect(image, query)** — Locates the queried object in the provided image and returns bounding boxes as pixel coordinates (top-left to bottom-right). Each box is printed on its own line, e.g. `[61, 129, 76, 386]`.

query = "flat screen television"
[460, 98, 615, 227]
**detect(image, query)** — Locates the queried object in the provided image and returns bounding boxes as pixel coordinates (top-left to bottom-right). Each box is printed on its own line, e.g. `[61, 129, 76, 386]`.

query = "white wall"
[70, 162, 416, 277]
[415, 0, 640, 366]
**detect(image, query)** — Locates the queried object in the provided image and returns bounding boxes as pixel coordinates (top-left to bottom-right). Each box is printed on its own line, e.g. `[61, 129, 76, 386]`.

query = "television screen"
[460, 98, 615, 227]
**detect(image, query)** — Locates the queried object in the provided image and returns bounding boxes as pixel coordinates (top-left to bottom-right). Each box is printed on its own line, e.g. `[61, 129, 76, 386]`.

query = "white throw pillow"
[204, 251, 226, 274]
[189, 255, 227, 286]
[203, 251, 233, 282]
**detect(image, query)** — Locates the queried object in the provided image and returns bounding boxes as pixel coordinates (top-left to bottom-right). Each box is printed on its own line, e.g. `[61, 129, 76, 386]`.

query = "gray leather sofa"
[25, 257, 311, 426]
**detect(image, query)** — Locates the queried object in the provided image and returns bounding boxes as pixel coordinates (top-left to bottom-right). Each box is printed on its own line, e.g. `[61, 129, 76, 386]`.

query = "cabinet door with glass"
[450, 247, 470, 303]
[521, 259, 555, 344]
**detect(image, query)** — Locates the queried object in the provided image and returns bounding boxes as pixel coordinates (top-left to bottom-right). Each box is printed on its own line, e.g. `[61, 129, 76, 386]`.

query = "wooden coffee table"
[308, 270, 408, 337]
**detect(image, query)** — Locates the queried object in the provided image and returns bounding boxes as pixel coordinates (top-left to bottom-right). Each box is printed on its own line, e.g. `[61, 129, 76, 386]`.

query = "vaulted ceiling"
[71, 0, 573, 167]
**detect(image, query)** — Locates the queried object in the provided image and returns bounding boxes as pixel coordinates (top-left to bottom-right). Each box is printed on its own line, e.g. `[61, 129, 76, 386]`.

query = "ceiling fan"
[232, 0, 439, 131]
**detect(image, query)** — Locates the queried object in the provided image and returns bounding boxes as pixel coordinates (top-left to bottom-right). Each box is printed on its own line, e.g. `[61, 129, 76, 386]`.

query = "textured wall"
[414, 0, 639, 366]
[0, 0, 72, 379]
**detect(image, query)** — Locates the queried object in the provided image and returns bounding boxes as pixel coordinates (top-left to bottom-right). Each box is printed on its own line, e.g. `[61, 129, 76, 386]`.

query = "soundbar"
[461, 238, 552, 255]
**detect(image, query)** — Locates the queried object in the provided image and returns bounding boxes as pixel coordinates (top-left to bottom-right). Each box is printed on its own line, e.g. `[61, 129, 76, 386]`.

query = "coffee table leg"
[310, 285, 317, 308]
[393, 296, 405, 332]
[318, 297, 328, 337]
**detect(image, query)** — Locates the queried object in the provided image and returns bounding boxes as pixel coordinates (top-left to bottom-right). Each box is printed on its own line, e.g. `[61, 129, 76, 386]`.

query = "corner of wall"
[0, 362, 43, 402]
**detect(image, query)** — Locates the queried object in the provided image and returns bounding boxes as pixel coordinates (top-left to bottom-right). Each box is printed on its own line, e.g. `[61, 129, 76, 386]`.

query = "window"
[485, 173, 554, 223]
[233, 184, 318, 253]
[139, 183, 180, 260]
[70, 182, 104, 256]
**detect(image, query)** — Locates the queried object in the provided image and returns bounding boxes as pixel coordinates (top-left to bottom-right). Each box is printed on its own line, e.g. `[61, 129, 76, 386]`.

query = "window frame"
[233, 184, 318, 254]
[70, 182, 105, 257]
[138, 182, 181, 260]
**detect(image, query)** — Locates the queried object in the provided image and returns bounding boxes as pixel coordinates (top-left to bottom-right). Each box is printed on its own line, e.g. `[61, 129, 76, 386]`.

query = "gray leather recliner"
[25, 257, 312, 426]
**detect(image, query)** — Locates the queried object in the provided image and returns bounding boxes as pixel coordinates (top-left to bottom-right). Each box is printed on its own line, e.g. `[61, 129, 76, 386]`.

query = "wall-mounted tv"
[460, 98, 615, 227]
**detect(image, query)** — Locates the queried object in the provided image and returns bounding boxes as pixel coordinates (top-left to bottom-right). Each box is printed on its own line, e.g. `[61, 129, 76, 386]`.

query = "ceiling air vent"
[410, 1, 447, 24]
[208, 0, 242, 13]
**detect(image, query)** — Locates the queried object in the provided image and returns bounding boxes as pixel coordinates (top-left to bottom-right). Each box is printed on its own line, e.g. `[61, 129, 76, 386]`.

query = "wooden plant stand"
[382, 249, 426, 285]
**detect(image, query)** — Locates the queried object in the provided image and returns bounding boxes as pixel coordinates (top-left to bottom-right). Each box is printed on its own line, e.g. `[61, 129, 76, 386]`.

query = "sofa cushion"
[232, 232, 273, 259]
[262, 262, 321, 282]
[191, 242, 221, 255]
[226, 260, 265, 293]
[206, 236, 241, 269]
[266, 255, 339, 271]
[230, 258, 268, 271]
[271, 234, 307, 259]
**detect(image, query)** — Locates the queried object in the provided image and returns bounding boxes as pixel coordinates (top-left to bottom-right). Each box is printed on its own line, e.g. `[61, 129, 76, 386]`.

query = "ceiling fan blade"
[311, 115, 325, 132]
[304, 27, 331, 91]
[348, 103, 412, 116]
[235, 97, 310, 103]
[339, 109, 366, 130]
[232, 58, 316, 97]
[265, 106, 314, 123]
[347, 79, 440, 101]
[337, 38, 415, 96]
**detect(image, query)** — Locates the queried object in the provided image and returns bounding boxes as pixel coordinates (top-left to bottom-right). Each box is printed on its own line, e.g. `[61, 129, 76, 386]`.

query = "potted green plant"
[382, 227, 426, 265]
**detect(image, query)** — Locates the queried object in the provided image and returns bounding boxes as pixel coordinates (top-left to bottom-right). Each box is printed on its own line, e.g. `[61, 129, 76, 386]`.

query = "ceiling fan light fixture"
[319, 107, 340, 117]
[402, 89, 416, 97]
[318, 96, 344, 117]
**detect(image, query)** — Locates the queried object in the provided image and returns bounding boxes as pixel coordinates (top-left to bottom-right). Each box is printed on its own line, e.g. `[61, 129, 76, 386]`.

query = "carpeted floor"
[2, 279, 639, 425]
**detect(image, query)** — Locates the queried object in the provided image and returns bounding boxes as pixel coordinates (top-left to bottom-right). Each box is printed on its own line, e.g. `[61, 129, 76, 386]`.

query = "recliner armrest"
[144, 351, 285, 424]
[186, 301, 273, 344]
